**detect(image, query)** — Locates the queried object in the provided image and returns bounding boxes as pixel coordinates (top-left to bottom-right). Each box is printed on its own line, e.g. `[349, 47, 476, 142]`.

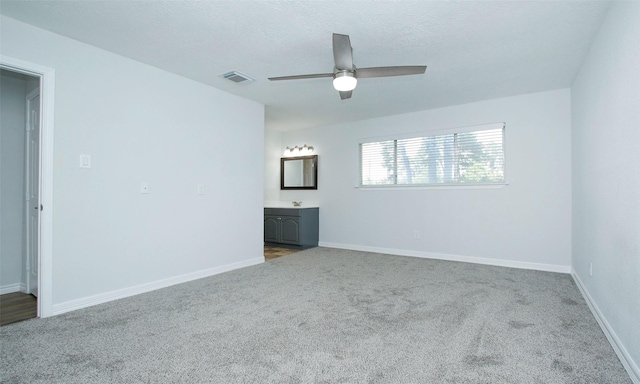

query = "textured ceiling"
[0, 1, 611, 131]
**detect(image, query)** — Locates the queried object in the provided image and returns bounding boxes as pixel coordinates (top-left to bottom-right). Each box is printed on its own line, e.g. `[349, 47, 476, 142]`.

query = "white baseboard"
[572, 270, 640, 384]
[0, 283, 22, 295]
[52, 257, 264, 316]
[318, 242, 571, 273]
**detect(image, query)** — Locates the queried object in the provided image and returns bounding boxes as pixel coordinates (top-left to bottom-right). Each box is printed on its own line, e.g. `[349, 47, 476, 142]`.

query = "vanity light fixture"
[284, 144, 314, 157]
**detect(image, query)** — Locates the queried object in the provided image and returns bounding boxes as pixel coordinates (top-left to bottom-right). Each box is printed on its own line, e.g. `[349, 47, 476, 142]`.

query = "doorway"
[0, 69, 40, 324]
[0, 56, 55, 318]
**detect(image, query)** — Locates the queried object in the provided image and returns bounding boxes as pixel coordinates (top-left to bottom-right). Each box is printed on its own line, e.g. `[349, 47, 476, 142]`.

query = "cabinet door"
[264, 216, 280, 243]
[280, 217, 300, 244]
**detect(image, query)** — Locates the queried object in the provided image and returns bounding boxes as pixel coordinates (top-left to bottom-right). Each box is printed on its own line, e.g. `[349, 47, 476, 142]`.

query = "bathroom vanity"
[264, 207, 319, 249]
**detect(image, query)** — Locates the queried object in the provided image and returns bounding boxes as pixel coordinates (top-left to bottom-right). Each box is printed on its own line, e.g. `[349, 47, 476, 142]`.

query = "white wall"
[0, 71, 27, 292]
[571, 1, 640, 379]
[264, 128, 282, 203]
[275, 89, 572, 271]
[1, 16, 265, 310]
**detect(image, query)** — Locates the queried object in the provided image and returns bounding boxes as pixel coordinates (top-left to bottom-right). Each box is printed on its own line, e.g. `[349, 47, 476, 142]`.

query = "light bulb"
[333, 72, 357, 92]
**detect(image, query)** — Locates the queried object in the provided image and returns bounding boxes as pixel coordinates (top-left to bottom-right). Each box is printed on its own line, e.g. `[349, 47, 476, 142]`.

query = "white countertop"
[264, 201, 319, 208]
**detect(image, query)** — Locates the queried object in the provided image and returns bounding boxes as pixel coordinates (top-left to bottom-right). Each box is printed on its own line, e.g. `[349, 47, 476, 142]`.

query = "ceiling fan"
[268, 33, 427, 100]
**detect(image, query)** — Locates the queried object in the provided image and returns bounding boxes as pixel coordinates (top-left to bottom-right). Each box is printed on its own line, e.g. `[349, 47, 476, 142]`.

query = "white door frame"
[1, 55, 55, 318]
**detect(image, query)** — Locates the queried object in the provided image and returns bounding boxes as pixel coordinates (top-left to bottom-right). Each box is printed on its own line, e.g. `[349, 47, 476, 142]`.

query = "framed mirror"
[281, 155, 318, 190]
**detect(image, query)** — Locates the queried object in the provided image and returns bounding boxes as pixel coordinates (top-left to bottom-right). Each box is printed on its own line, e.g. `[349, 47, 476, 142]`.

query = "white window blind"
[360, 124, 505, 186]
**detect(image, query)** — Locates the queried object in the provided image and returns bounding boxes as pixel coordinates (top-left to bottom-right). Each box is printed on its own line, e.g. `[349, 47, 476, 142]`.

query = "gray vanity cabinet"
[264, 208, 319, 249]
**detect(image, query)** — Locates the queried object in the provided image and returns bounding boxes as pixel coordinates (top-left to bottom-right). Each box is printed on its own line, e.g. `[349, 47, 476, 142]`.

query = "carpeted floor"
[0, 248, 631, 383]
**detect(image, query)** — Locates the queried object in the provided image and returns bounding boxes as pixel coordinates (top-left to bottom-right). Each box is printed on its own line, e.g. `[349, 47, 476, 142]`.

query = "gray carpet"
[0, 248, 631, 383]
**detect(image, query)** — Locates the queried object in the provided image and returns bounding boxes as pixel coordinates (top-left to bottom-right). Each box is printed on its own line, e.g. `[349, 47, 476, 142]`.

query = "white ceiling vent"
[221, 71, 254, 84]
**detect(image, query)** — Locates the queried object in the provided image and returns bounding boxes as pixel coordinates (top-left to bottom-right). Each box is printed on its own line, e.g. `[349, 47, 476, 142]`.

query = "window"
[359, 123, 505, 186]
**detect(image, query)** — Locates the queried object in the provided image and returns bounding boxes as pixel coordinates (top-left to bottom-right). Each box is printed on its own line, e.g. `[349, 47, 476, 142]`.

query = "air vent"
[221, 71, 254, 84]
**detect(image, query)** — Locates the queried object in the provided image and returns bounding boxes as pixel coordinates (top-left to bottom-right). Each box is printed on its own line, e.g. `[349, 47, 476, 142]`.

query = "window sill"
[355, 183, 508, 191]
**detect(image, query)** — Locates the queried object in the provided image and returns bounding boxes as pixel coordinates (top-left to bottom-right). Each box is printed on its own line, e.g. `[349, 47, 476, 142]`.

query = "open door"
[25, 89, 40, 297]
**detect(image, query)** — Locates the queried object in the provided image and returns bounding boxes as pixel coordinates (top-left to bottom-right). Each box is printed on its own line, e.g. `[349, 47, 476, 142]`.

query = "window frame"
[358, 122, 507, 189]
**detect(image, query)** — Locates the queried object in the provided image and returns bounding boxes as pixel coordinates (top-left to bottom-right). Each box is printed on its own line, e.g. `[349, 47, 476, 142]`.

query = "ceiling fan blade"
[333, 33, 353, 70]
[269, 73, 334, 81]
[339, 90, 352, 100]
[356, 66, 427, 79]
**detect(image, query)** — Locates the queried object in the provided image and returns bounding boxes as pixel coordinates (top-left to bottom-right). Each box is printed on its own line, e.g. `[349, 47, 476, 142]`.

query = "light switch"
[140, 182, 149, 194]
[79, 154, 91, 168]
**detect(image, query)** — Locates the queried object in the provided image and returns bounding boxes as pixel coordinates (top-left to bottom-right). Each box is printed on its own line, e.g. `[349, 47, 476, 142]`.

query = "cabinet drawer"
[264, 208, 303, 217]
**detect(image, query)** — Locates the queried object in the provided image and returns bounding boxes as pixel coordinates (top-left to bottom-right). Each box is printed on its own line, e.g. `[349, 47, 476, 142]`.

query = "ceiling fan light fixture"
[333, 71, 357, 92]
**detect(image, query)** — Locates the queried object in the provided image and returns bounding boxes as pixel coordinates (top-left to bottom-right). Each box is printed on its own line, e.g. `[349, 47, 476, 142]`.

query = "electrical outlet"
[196, 184, 205, 195]
[589, 262, 593, 277]
[140, 182, 149, 194]
[413, 230, 421, 239]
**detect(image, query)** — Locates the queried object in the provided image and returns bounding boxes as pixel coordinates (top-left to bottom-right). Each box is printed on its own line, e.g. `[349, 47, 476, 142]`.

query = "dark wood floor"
[0, 292, 37, 326]
[0, 247, 297, 326]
